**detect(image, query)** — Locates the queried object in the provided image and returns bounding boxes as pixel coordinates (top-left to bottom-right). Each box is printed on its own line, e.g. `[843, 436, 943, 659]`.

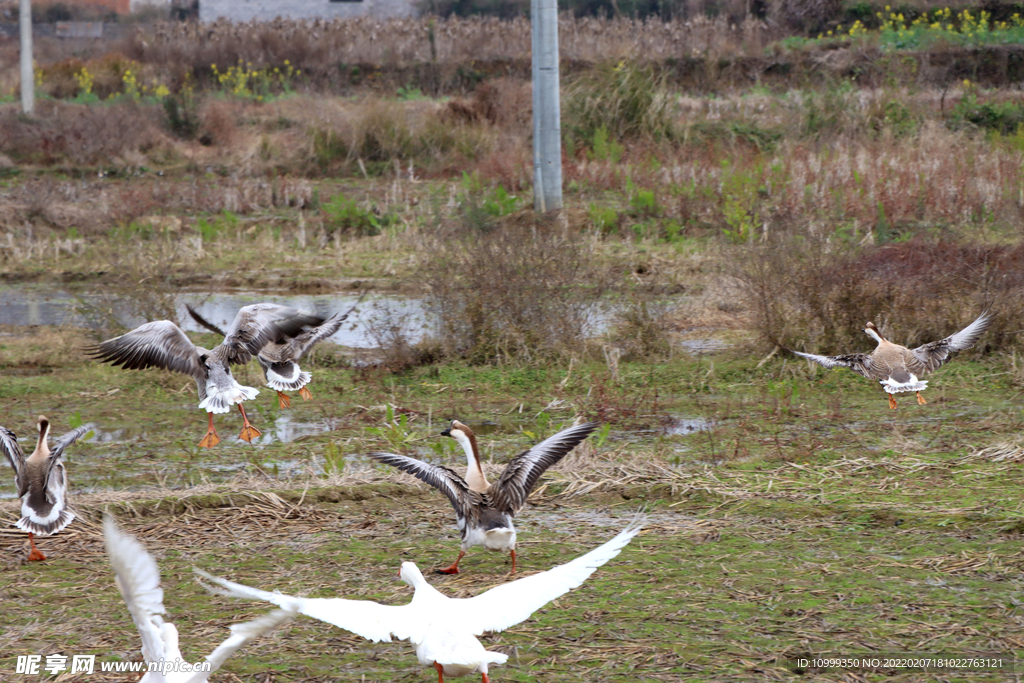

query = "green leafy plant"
[322, 194, 384, 237]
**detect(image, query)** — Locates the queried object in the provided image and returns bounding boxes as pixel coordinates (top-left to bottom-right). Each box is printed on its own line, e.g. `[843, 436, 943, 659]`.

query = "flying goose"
[368, 420, 599, 574]
[104, 514, 294, 682]
[186, 295, 362, 408]
[1, 416, 91, 561]
[791, 311, 992, 409]
[87, 304, 323, 447]
[197, 517, 643, 683]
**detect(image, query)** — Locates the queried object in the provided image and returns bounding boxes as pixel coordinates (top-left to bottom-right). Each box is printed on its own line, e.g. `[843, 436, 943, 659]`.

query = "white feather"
[196, 517, 643, 679]
[104, 515, 292, 683]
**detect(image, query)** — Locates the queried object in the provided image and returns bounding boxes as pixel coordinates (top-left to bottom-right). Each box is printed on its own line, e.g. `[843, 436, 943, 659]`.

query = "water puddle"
[679, 338, 730, 355]
[665, 416, 714, 436]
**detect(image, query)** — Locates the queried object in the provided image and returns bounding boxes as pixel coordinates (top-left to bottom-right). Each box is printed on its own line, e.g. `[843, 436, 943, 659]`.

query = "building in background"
[199, 0, 417, 21]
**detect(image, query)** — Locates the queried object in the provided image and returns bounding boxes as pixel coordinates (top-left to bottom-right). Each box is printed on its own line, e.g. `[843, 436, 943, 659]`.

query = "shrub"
[736, 236, 1024, 355]
[421, 211, 608, 363]
[563, 61, 674, 148]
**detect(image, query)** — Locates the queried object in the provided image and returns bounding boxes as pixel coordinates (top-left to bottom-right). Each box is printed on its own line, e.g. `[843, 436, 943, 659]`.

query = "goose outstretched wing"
[489, 422, 599, 514]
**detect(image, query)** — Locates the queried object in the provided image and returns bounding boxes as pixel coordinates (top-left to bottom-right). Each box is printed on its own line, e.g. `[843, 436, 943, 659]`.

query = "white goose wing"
[911, 311, 993, 372]
[0, 426, 25, 478]
[790, 350, 874, 378]
[453, 517, 644, 635]
[489, 422, 599, 514]
[87, 321, 206, 381]
[103, 514, 167, 665]
[187, 609, 294, 683]
[219, 304, 324, 364]
[195, 569, 415, 642]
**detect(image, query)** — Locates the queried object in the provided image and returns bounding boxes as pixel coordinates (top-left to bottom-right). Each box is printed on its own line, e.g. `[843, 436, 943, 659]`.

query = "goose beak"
[440, 428, 451, 437]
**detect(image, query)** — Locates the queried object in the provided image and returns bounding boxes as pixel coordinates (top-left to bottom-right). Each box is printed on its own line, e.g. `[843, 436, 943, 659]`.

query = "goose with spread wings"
[368, 420, 599, 574]
[185, 294, 362, 408]
[197, 517, 642, 683]
[1, 416, 91, 561]
[87, 304, 323, 447]
[790, 311, 992, 410]
[104, 514, 294, 682]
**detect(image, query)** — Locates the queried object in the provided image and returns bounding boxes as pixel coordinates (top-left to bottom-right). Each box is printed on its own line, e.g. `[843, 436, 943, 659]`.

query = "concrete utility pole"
[531, 0, 561, 212]
[20, 0, 33, 114]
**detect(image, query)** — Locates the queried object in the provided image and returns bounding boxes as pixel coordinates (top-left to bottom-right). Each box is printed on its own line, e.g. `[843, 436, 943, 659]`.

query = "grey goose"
[186, 298, 358, 408]
[791, 311, 992, 409]
[87, 304, 323, 447]
[368, 419, 599, 574]
[1, 416, 91, 561]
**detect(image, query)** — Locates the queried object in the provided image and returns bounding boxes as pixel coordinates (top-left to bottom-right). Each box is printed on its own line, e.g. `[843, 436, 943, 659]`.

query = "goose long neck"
[453, 430, 490, 492]
[865, 327, 885, 345]
[31, 417, 50, 461]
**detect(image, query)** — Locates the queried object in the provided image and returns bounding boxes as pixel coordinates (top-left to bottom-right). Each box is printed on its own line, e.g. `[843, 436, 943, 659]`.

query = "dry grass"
[420, 212, 609, 363]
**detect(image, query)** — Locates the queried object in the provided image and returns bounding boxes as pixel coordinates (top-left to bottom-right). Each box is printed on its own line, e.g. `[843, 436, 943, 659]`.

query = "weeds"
[422, 212, 608, 364]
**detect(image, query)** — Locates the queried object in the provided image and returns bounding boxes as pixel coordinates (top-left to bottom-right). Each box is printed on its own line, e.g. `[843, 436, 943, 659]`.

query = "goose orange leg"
[437, 550, 465, 575]
[916, 391, 927, 405]
[887, 394, 898, 410]
[237, 404, 262, 442]
[298, 386, 313, 401]
[509, 548, 517, 574]
[198, 412, 220, 449]
[27, 532, 46, 561]
[434, 662, 445, 683]
[481, 675, 490, 683]
[276, 391, 291, 409]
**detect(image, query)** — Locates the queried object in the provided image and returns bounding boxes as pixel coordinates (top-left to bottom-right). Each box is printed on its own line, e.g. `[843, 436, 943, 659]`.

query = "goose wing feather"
[366, 452, 481, 522]
[284, 312, 347, 360]
[192, 609, 294, 681]
[220, 304, 324, 364]
[195, 569, 412, 642]
[87, 321, 205, 380]
[185, 304, 227, 337]
[103, 515, 167, 665]
[489, 422, 599, 514]
[454, 517, 644, 635]
[0, 426, 24, 477]
[791, 350, 874, 378]
[911, 311, 993, 372]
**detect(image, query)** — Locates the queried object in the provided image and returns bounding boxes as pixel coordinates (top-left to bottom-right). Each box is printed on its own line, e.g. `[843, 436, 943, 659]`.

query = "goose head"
[863, 322, 886, 344]
[441, 420, 490, 492]
[399, 561, 428, 589]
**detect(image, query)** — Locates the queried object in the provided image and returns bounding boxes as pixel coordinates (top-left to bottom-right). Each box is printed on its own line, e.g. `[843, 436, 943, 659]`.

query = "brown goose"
[368, 420, 599, 574]
[87, 304, 323, 447]
[791, 311, 992, 409]
[186, 297, 360, 408]
[1, 416, 91, 561]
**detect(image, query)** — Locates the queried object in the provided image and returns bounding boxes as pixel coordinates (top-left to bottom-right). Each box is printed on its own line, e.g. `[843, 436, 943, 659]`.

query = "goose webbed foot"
[436, 550, 465, 575]
[27, 532, 46, 562]
[916, 391, 927, 405]
[277, 391, 291, 409]
[198, 412, 220, 448]
[888, 394, 898, 410]
[298, 386, 313, 401]
[237, 404, 262, 443]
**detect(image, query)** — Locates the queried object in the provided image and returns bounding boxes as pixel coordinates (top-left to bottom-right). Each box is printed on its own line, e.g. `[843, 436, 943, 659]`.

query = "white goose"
[1, 416, 91, 561]
[87, 304, 323, 447]
[369, 420, 598, 574]
[197, 518, 643, 683]
[104, 514, 294, 682]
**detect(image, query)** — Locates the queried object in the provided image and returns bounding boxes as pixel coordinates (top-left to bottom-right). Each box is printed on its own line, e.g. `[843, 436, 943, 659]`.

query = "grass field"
[1, 327, 1023, 681]
[2, 10, 1024, 681]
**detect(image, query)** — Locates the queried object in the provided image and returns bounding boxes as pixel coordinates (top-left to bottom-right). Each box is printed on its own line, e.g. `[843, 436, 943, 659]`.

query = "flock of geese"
[2, 304, 995, 681]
